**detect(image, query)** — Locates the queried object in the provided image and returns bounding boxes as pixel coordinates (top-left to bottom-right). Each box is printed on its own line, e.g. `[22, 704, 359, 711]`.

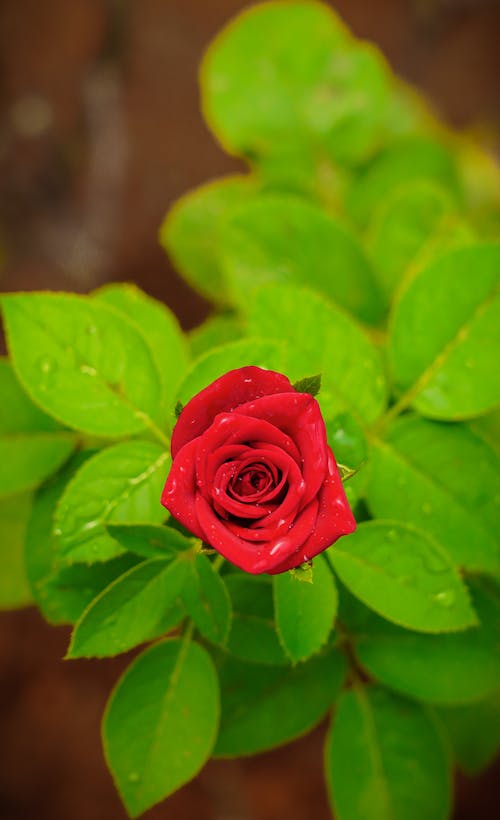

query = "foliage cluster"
[1, 3, 499, 817]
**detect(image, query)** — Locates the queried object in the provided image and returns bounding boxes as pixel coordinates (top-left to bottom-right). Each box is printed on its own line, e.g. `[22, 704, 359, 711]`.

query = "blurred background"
[0, 1, 499, 818]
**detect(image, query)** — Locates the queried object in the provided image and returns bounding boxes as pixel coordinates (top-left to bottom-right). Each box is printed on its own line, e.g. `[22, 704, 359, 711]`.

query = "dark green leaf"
[0, 493, 33, 609]
[273, 554, 337, 662]
[103, 638, 219, 817]
[225, 575, 288, 665]
[24, 452, 141, 625]
[469, 407, 500, 456]
[325, 686, 451, 820]
[214, 647, 346, 757]
[56, 440, 169, 564]
[106, 523, 192, 559]
[437, 694, 500, 775]
[351, 579, 500, 704]
[293, 374, 321, 397]
[67, 557, 187, 658]
[182, 554, 232, 646]
[326, 413, 368, 469]
[367, 417, 500, 575]
[328, 521, 478, 633]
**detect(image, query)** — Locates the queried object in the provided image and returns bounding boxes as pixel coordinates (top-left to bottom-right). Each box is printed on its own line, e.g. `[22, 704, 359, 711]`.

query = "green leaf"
[189, 314, 244, 359]
[0, 357, 76, 497]
[292, 373, 321, 397]
[389, 243, 500, 419]
[182, 554, 232, 646]
[177, 338, 285, 406]
[103, 638, 219, 817]
[67, 557, 187, 658]
[246, 285, 387, 424]
[351, 579, 500, 704]
[201, 2, 389, 168]
[325, 686, 451, 820]
[225, 575, 288, 666]
[347, 135, 461, 226]
[273, 554, 337, 662]
[106, 523, 193, 559]
[0, 357, 59, 433]
[437, 693, 500, 775]
[160, 176, 256, 304]
[0, 432, 76, 498]
[0, 493, 33, 609]
[94, 283, 189, 427]
[367, 180, 471, 303]
[469, 407, 500, 456]
[56, 440, 169, 564]
[326, 412, 368, 507]
[328, 520, 478, 633]
[214, 647, 346, 757]
[24, 452, 141, 625]
[220, 195, 384, 324]
[367, 417, 500, 575]
[327, 413, 368, 467]
[1, 292, 162, 437]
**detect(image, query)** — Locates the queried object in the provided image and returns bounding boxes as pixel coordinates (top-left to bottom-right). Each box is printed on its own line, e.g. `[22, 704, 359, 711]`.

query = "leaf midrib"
[59, 447, 168, 556]
[354, 687, 396, 820]
[8, 298, 161, 433]
[393, 279, 499, 408]
[371, 436, 497, 548]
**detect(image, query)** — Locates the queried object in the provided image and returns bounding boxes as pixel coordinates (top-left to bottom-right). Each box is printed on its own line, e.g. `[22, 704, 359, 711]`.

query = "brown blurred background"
[0, 1, 499, 818]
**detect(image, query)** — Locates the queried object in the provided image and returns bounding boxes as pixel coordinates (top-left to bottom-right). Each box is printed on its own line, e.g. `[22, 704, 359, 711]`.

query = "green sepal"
[289, 561, 313, 583]
[292, 374, 321, 397]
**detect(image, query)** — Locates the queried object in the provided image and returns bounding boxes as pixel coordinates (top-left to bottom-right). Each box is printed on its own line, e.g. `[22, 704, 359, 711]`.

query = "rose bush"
[161, 366, 356, 573]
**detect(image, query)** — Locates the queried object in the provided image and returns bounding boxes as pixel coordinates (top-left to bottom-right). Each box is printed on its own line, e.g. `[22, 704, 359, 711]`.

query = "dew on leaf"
[433, 589, 456, 608]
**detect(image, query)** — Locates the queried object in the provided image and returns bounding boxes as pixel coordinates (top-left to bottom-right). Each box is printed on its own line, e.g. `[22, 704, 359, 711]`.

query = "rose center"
[229, 462, 277, 500]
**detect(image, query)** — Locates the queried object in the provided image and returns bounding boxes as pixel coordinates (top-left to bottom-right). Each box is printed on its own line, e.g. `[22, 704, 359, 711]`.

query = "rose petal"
[213, 460, 276, 519]
[195, 413, 301, 494]
[160, 438, 204, 539]
[235, 393, 328, 506]
[172, 366, 294, 457]
[195, 493, 319, 574]
[212, 445, 303, 521]
[267, 449, 356, 573]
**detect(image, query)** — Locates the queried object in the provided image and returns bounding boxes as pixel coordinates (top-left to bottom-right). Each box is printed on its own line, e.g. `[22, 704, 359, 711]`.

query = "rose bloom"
[161, 367, 355, 574]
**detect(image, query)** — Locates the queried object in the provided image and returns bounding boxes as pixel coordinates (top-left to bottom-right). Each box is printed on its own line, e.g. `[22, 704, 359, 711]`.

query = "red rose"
[161, 366, 356, 574]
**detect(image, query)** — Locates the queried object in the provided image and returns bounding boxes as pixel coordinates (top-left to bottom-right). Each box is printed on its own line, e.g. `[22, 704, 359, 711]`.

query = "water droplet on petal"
[269, 537, 293, 557]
